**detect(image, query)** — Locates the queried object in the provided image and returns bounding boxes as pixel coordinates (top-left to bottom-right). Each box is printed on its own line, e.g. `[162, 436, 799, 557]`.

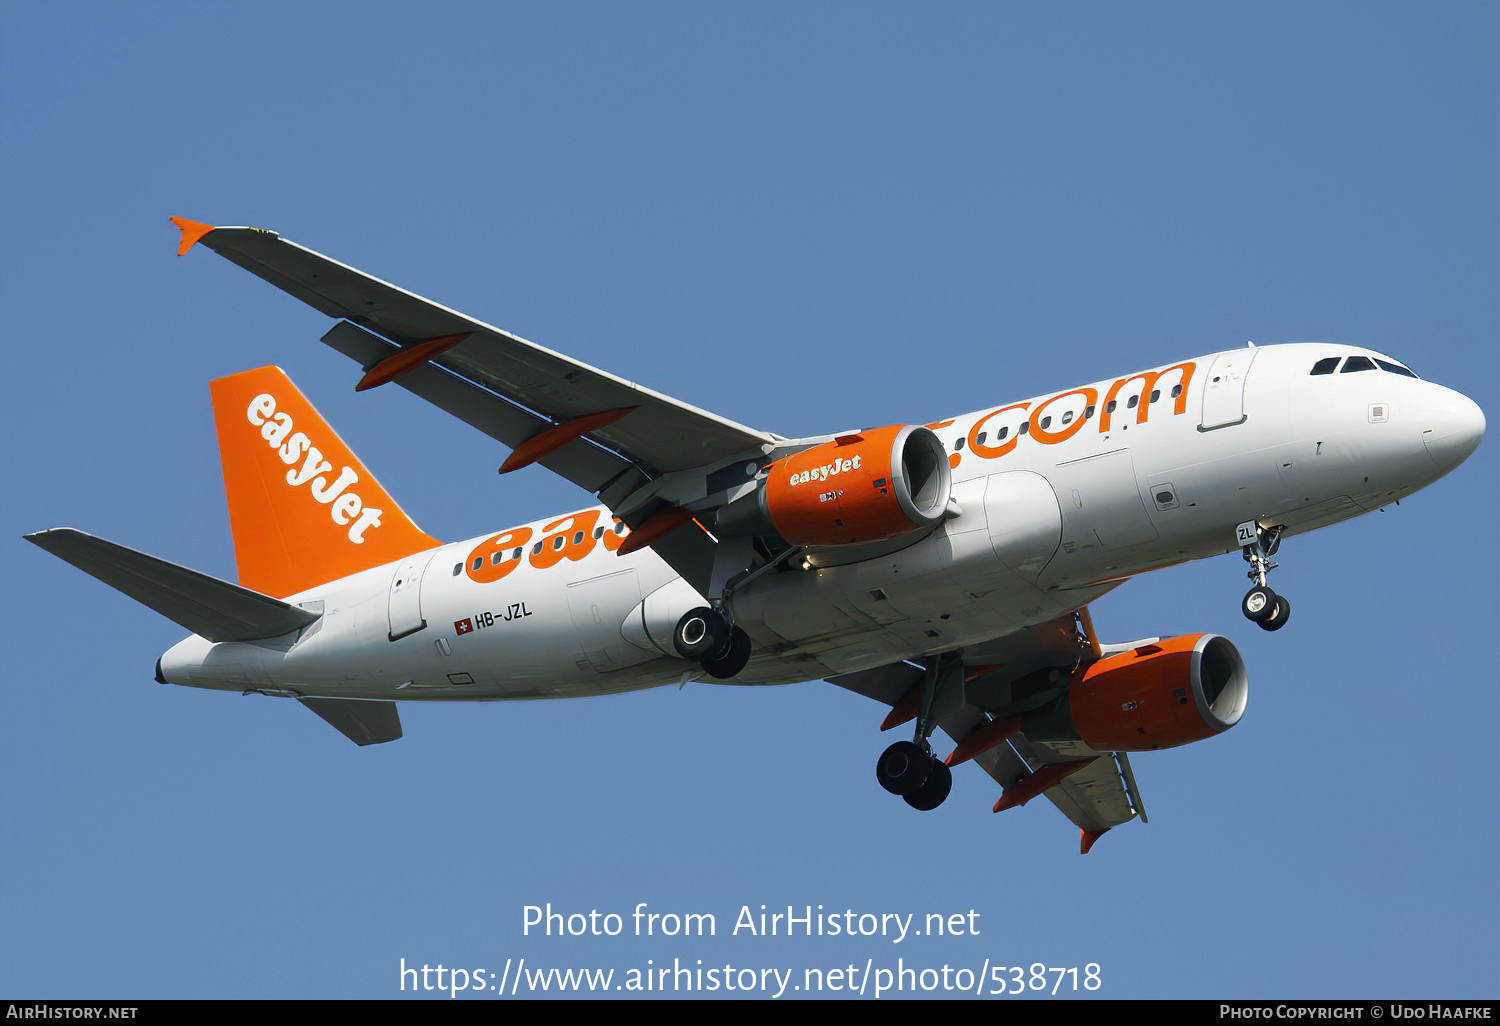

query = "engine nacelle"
[1027, 634, 1248, 752]
[717, 425, 952, 547]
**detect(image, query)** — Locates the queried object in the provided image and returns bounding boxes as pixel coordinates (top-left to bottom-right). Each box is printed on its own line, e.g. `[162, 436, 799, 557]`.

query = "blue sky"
[3, 1, 1495, 1000]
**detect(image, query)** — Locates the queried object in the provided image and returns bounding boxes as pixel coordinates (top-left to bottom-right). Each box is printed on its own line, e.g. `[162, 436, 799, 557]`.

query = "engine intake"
[718, 425, 952, 547]
[1026, 634, 1248, 752]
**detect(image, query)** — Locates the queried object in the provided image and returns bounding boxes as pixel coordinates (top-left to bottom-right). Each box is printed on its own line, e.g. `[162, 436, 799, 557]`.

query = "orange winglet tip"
[992, 758, 1097, 813]
[170, 216, 216, 256]
[355, 333, 471, 391]
[1080, 828, 1109, 855]
[945, 717, 1021, 766]
[498, 406, 639, 475]
[879, 685, 923, 732]
[616, 506, 694, 556]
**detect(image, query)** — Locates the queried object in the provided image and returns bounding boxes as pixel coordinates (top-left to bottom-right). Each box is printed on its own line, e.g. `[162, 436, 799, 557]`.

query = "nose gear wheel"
[1237, 521, 1291, 631]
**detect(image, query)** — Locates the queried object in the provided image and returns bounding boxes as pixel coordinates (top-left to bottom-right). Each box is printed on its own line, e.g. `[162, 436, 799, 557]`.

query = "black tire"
[903, 757, 952, 811]
[701, 626, 751, 679]
[1242, 586, 1277, 623]
[876, 741, 931, 796]
[673, 607, 728, 660]
[1258, 594, 1291, 632]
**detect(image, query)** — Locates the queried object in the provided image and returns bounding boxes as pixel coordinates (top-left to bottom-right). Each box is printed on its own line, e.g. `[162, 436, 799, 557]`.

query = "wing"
[174, 218, 782, 590]
[828, 607, 1146, 853]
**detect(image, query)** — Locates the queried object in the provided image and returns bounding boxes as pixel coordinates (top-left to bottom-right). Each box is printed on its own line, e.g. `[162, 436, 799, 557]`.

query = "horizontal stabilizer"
[25, 528, 320, 642]
[299, 698, 403, 746]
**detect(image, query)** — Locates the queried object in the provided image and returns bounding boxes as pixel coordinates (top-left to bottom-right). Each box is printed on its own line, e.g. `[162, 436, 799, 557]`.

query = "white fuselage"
[157, 343, 1484, 703]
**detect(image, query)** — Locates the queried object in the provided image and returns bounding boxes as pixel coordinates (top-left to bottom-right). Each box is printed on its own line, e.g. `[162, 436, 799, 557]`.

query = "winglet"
[170, 216, 216, 255]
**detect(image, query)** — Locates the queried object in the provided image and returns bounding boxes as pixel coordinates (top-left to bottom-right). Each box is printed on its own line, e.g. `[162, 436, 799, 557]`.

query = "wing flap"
[1006, 735, 1141, 833]
[26, 529, 319, 642]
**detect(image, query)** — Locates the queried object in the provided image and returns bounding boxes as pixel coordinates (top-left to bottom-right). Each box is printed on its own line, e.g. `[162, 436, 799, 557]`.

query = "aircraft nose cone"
[1423, 390, 1485, 473]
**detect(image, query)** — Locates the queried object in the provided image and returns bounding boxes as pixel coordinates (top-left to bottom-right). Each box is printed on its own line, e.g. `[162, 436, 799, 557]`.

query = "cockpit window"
[1310, 357, 1341, 375]
[1375, 358, 1418, 379]
[1341, 356, 1376, 373]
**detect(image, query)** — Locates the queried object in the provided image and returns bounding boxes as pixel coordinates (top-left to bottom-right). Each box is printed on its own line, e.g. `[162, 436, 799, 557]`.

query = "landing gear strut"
[672, 542, 806, 681]
[875, 652, 962, 811]
[1237, 520, 1290, 632]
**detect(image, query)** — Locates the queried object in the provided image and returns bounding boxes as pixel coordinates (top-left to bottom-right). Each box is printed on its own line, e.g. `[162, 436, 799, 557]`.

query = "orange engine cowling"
[1030, 634, 1249, 752]
[749, 425, 952, 546]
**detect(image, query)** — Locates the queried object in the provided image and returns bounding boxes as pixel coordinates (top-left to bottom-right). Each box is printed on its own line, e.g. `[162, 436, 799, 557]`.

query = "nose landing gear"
[1237, 520, 1290, 631]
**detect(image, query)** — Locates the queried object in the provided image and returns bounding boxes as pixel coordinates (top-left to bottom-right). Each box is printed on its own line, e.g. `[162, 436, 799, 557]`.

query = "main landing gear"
[877, 739, 953, 811]
[672, 542, 806, 681]
[672, 606, 751, 679]
[1237, 520, 1290, 632]
[875, 652, 962, 811]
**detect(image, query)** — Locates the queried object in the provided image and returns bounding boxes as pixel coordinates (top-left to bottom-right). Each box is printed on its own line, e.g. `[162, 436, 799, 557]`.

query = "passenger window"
[1170, 384, 1182, 398]
[1341, 356, 1375, 373]
[511, 548, 522, 559]
[531, 542, 543, 555]
[1310, 357, 1341, 375]
[1085, 405, 1096, 419]
[452, 563, 462, 576]
[1019, 421, 1030, 434]
[1149, 389, 1160, 403]
[1061, 410, 1074, 425]
[996, 426, 1008, 440]
[491, 551, 503, 565]
[471, 557, 483, 571]
[1127, 395, 1139, 409]
[976, 431, 987, 445]
[1106, 400, 1117, 414]
[953, 436, 965, 451]
[1040, 416, 1052, 429]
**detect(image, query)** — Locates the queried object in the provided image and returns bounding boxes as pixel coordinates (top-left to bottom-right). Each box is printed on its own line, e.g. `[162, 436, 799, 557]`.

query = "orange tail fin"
[210, 366, 441, 598]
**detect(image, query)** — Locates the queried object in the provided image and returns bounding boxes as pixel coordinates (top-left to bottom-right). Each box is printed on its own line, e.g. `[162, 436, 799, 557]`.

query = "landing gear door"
[387, 550, 436, 641]
[1199, 348, 1258, 430]
[567, 569, 650, 671]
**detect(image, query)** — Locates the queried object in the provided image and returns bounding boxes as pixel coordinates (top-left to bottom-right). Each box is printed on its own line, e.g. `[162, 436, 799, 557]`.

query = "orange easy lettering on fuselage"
[463, 509, 627, 584]
[946, 360, 1196, 471]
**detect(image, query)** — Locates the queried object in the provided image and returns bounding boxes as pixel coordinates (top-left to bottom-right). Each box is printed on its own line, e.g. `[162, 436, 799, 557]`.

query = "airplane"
[26, 217, 1486, 853]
